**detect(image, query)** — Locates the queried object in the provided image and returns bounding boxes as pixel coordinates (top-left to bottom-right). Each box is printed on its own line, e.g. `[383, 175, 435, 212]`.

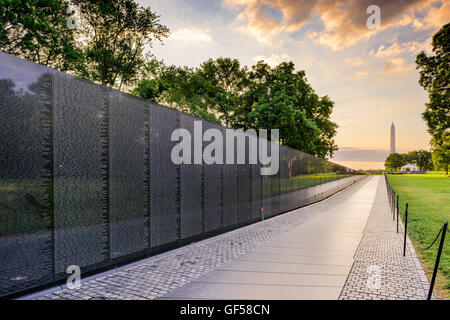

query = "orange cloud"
[370, 41, 433, 59]
[234, 3, 284, 44]
[225, 0, 448, 49]
[413, 0, 450, 29]
[382, 58, 415, 73]
[345, 57, 363, 66]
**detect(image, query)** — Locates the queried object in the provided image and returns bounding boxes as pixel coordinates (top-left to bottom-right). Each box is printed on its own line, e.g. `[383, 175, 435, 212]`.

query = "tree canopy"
[0, 0, 80, 70]
[431, 132, 450, 174]
[132, 58, 339, 158]
[1, 0, 169, 89]
[416, 22, 450, 174]
[72, 0, 169, 88]
[384, 153, 406, 171]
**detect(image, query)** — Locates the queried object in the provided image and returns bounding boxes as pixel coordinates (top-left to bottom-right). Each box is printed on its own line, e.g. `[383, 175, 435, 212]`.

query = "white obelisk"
[390, 123, 396, 154]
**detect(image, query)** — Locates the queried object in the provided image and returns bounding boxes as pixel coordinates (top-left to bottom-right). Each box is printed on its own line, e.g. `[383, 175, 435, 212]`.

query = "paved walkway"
[339, 176, 430, 300]
[161, 177, 378, 300]
[27, 176, 430, 300]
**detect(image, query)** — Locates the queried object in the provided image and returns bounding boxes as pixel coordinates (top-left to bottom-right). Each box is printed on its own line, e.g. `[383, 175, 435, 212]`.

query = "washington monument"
[390, 123, 396, 153]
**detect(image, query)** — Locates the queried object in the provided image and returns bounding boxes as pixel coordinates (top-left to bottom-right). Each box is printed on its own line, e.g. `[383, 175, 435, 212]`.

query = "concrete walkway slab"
[160, 282, 343, 300]
[193, 270, 348, 286]
[162, 177, 379, 300]
[234, 252, 354, 266]
[215, 260, 352, 275]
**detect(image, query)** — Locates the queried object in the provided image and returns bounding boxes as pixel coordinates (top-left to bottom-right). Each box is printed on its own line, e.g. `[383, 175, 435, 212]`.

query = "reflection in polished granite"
[0, 53, 53, 296]
[0, 52, 358, 297]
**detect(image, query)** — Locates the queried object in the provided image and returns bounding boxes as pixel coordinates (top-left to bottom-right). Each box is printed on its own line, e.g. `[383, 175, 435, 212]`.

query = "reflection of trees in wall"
[0, 74, 51, 178]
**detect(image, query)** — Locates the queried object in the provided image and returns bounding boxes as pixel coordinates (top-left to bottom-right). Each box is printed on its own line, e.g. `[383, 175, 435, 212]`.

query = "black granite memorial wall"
[0, 52, 360, 297]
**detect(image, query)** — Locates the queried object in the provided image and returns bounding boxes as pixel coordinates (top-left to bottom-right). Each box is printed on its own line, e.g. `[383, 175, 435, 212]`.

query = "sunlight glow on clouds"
[253, 53, 290, 66]
[354, 71, 369, 78]
[370, 41, 432, 59]
[345, 57, 363, 66]
[170, 28, 214, 42]
[224, 0, 447, 50]
[382, 58, 415, 74]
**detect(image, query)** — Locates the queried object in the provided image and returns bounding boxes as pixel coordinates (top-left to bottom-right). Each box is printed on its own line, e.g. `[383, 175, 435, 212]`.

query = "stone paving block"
[339, 177, 430, 300]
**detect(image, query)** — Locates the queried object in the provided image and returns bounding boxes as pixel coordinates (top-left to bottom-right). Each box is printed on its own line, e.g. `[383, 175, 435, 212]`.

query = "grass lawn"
[387, 173, 450, 299]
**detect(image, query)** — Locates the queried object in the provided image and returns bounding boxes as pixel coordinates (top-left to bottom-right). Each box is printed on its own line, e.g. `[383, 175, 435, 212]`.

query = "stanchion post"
[390, 189, 392, 209]
[427, 222, 448, 300]
[390, 188, 393, 208]
[389, 188, 394, 208]
[396, 195, 399, 233]
[388, 184, 391, 206]
[393, 191, 396, 219]
[392, 190, 395, 214]
[403, 203, 408, 256]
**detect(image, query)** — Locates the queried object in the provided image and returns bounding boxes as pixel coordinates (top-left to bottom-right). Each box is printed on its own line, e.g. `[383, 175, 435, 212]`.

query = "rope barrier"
[385, 177, 441, 250]
[384, 174, 447, 300]
[409, 226, 443, 251]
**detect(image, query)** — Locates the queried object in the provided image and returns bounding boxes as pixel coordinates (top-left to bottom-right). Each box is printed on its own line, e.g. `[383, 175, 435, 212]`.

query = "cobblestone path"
[339, 176, 430, 300]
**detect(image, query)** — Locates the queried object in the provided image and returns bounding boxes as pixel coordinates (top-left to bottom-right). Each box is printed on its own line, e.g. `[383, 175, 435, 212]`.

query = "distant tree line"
[384, 150, 434, 171]
[0, 0, 339, 158]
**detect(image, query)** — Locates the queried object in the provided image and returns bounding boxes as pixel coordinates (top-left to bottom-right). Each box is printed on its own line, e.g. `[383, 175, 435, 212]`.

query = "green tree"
[385, 153, 405, 171]
[72, 0, 169, 88]
[244, 61, 338, 158]
[405, 150, 434, 171]
[132, 58, 338, 158]
[198, 58, 248, 127]
[132, 58, 247, 124]
[132, 60, 220, 121]
[431, 133, 450, 175]
[416, 23, 450, 151]
[0, 0, 80, 70]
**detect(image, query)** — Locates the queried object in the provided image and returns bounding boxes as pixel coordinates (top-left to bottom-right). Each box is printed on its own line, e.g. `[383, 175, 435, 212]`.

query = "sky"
[137, 0, 449, 169]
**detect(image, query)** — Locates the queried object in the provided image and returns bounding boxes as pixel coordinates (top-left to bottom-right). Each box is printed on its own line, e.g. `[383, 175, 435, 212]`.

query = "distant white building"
[400, 164, 418, 172]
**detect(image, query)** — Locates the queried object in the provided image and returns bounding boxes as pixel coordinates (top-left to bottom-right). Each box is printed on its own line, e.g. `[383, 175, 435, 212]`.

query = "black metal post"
[427, 222, 448, 300]
[392, 190, 394, 212]
[389, 188, 394, 211]
[393, 191, 396, 219]
[403, 203, 408, 256]
[390, 188, 392, 209]
[388, 184, 391, 206]
[396, 195, 399, 233]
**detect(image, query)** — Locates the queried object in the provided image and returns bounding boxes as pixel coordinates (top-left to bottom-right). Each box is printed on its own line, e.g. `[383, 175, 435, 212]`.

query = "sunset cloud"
[382, 58, 415, 73]
[354, 71, 369, 78]
[370, 40, 433, 59]
[345, 57, 363, 66]
[225, 0, 447, 50]
[412, 0, 450, 30]
[170, 28, 213, 43]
